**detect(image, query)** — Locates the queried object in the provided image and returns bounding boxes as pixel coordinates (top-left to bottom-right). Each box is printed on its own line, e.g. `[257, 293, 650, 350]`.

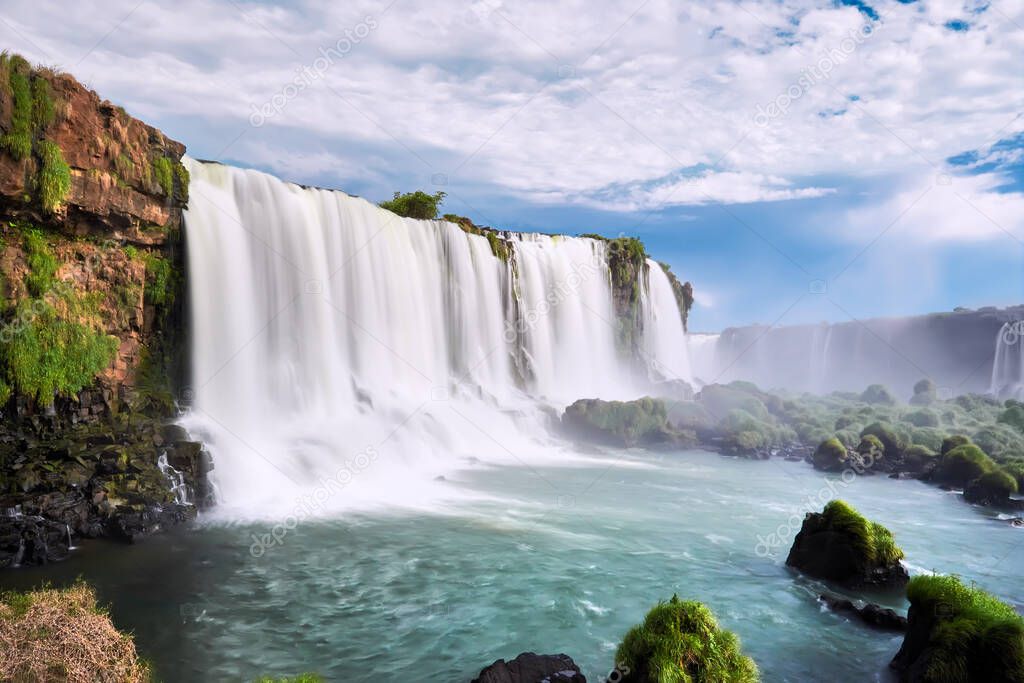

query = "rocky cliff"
[0, 53, 205, 567]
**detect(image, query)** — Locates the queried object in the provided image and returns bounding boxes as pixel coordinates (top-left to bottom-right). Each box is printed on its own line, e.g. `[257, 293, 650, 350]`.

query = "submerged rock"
[471, 653, 586, 683]
[818, 594, 907, 632]
[786, 500, 908, 588]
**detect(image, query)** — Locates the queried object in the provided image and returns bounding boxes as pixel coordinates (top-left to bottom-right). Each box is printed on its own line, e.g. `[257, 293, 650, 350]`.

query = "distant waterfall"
[686, 310, 1021, 398]
[991, 322, 1024, 399]
[180, 159, 690, 514]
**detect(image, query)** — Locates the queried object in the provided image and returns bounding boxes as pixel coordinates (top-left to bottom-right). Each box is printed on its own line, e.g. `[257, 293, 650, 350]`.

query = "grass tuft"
[37, 139, 71, 213]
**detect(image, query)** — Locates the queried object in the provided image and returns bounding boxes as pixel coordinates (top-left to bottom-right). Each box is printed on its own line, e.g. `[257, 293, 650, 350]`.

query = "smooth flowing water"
[4, 450, 1021, 683]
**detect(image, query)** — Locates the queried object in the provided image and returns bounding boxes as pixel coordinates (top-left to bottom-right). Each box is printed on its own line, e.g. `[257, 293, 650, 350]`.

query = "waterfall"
[991, 322, 1024, 399]
[686, 310, 1020, 398]
[180, 159, 692, 516]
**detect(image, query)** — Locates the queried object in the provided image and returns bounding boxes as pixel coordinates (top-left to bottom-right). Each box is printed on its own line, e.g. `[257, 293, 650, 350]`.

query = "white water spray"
[180, 159, 692, 517]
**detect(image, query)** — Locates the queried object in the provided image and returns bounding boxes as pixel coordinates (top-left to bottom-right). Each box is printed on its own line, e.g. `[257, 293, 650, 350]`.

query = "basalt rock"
[818, 594, 907, 632]
[471, 653, 586, 683]
[0, 513, 70, 568]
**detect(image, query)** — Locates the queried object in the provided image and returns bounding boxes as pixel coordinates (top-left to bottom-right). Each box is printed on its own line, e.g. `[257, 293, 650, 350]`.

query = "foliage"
[903, 444, 938, 469]
[173, 160, 190, 202]
[0, 581, 150, 682]
[813, 437, 848, 470]
[142, 252, 175, 307]
[941, 434, 971, 456]
[0, 65, 32, 160]
[905, 408, 940, 428]
[2, 299, 118, 406]
[905, 574, 1024, 682]
[564, 397, 668, 446]
[30, 75, 55, 131]
[911, 378, 938, 405]
[22, 228, 58, 297]
[37, 139, 71, 213]
[615, 594, 759, 683]
[857, 434, 884, 455]
[379, 190, 446, 219]
[860, 384, 896, 405]
[152, 156, 173, 197]
[860, 421, 909, 457]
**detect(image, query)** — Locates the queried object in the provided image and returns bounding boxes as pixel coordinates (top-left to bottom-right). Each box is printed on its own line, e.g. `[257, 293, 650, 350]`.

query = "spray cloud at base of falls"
[179, 159, 692, 517]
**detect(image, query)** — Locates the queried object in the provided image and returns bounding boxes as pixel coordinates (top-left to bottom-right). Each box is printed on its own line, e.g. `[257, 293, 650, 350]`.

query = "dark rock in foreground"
[787, 500, 908, 589]
[472, 653, 586, 683]
[818, 593, 907, 632]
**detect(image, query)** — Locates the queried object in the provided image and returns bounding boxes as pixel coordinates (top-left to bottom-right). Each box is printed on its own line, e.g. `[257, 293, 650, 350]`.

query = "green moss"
[0, 67, 32, 160]
[1, 300, 118, 406]
[37, 140, 71, 213]
[174, 160, 190, 202]
[379, 190, 446, 219]
[941, 434, 971, 456]
[903, 444, 938, 469]
[935, 444, 996, 487]
[857, 434, 884, 455]
[114, 153, 134, 180]
[860, 422, 909, 457]
[152, 156, 173, 197]
[615, 594, 759, 683]
[30, 75, 55, 131]
[905, 574, 1024, 682]
[141, 252, 175, 307]
[965, 469, 1019, 503]
[860, 384, 896, 405]
[818, 500, 904, 567]
[22, 228, 58, 297]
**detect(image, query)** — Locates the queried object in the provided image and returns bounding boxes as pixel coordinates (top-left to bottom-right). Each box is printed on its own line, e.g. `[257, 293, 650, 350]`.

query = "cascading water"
[991, 322, 1024, 399]
[180, 159, 691, 516]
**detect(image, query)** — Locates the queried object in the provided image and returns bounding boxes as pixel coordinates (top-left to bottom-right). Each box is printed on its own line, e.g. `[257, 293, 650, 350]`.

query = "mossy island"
[786, 500, 907, 588]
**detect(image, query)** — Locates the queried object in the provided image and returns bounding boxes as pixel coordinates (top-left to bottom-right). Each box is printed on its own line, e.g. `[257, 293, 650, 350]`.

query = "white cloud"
[1, 0, 1022, 234]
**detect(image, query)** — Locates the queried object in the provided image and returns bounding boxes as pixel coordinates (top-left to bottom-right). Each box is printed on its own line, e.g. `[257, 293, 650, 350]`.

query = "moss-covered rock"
[940, 435, 971, 456]
[861, 422, 910, 459]
[891, 574, 1024, 682]
[615, 595, 759, 683]
[964, 470, 1019, 506]
[933, 444, 996, 488]
[910, 379, 938, 406]
[812, 437, 850, 472]
[901, 445, 939, 475]
[786, 500, 907, 588]
[561, 397, 687, 448]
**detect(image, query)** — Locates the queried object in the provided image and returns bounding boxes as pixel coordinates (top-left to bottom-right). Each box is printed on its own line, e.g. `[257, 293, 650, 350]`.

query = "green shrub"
[904, 574, 1024, 682]
[972, 424, 1024, 461]
[934, 444, 996, 487]
[903, 444, 938, 470]
[152, 156, 173, 196]
[1002, 461, 1024, 489]
[699, 384, 769, 422]
[911, 378, 937, 405]
[142, 252, 174, 307]
[817, 500, 904, 567]
[905, 408, 940, 428]
[2, 300, 118, 406]
[173, 160, 190, 201]
[941, 434, 971, 456]
[813, 437, 848, 470]
[1, 68, 32, 160]
[37, 140, 71, 213]
[378, 190, 446, 219]
[860, 384, 896, 405]
[30, 75, 55, 130]
[998, 404, 1024, 433]
[22, 229, 58, 297]
[615, 594, 759, 683]
[861, 422, 909, 457]
[910, 427, 944, 452]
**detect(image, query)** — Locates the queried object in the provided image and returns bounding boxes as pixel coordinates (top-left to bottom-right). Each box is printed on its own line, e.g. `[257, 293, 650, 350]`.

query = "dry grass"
[0, 582, 150, 683]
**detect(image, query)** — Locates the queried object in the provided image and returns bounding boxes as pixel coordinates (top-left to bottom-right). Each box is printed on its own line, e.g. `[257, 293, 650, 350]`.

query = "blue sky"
[2, 0, 1022, 330]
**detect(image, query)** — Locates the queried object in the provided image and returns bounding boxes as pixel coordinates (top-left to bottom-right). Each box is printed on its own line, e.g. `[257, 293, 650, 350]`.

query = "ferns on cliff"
[0, 65, 32, 161]
[142, 252, 175, 307]
[152, 156, 174, 196]
[37, 140, 71, 213]
[30, 76, 55, 131]
[22, 229, 58, 297]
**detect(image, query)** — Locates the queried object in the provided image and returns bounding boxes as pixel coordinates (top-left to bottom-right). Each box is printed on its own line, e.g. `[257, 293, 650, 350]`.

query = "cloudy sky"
[2, 0, 1022, 330]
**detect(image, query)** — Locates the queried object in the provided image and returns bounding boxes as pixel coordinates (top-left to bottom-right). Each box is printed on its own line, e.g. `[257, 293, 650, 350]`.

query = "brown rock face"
[0, 56, 188, 421]
[0, 69, 186, 240]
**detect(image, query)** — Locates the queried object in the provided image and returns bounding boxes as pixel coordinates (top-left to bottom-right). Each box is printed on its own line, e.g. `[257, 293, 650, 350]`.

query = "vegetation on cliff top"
[379, 189, 447, 219]
[901, 574, 1024, 682]
[0, 582, 151, 682]
[615, 594, 759, 682]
